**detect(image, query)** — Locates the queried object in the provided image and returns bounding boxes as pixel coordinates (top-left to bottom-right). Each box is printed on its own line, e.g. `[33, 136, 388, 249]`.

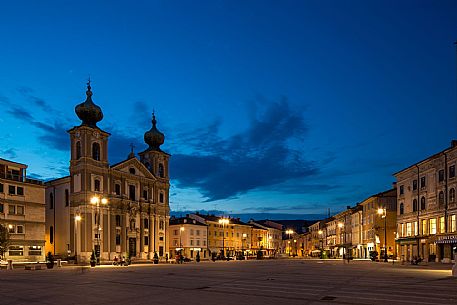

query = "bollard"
[7, 259, 13, 270]
[452, 254, 457, 277]
[57, 259, 62, 267]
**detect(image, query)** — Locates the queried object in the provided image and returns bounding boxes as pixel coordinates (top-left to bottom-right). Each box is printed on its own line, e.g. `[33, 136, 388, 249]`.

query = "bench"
[25, 264, 43, 270]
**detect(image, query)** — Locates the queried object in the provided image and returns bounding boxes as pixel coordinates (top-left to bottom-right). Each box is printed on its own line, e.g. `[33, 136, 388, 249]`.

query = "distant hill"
[170, 210, 326, 223]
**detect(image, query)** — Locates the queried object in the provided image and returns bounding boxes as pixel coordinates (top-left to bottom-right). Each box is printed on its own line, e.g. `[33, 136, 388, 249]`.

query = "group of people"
[112, 255, 128, 266]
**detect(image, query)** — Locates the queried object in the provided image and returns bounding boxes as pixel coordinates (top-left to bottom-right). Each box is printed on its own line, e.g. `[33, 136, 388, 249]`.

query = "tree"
[0, 224, 10, 259]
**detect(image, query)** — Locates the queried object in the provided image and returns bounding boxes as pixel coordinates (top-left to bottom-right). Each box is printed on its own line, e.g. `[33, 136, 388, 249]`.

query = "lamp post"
[179, 226, 184, 257]
[74, 214, 81, 263]
[294, 239, 297, 257]
[242, 233, 247, 256]
[268, 235, 272, 256]
[338, 222, 344, 259]
[219, 218, 229, 259]
[90, 196, 108, 265]
[318, 230, 323, 258]
[285, 229, 294, 256]
[377, 208, 388, 262]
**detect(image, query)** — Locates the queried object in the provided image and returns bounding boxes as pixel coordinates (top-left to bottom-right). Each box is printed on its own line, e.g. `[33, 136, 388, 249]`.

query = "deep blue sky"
[0, 0, 456, 218]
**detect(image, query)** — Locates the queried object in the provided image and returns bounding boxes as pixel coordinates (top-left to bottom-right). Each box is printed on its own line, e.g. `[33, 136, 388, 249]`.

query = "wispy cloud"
[171, 96, 318, 201]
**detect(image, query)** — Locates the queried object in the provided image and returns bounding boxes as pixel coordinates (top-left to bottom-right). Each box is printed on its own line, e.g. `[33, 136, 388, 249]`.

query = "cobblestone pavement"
[1, 259, 456, 305]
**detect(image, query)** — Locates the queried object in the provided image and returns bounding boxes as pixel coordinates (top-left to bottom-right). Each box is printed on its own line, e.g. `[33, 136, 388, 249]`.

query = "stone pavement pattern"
[1, 260, 456, 305]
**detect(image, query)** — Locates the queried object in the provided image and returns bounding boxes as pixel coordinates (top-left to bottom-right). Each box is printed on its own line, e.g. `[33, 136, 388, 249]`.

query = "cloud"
[171, 96, 318, 201]
[17, 86, 50, 111]
[0, 148, 17, 159]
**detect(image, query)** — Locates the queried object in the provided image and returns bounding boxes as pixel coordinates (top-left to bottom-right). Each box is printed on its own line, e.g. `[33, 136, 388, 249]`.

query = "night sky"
[0, 1, 456, 218]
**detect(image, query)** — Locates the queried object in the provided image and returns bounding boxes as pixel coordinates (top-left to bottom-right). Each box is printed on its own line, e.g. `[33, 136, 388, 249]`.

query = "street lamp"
[338, 222, 344, 259]
[90, 196, 108, 265]
[74, 214, 81, 263]
[377, 207, 388, 262]
[242, 233, 247, 256]
[294, 239, 297, 257]
[219, 218, 229, 259]
[318, 230, 323, 258]
[179, 226, 184, 257]
[285, 229, 294, 256]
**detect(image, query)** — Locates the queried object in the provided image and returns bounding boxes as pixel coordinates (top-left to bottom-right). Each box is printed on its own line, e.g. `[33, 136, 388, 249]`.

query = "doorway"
[129, 238, 136, 258]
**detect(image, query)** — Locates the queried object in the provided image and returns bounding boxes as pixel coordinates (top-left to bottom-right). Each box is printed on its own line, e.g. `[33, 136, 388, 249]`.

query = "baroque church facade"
[45, 82, 170, 262]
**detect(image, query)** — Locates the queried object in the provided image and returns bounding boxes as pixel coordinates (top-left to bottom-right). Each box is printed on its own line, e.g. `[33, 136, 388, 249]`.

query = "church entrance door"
[129, 238, 136, 258]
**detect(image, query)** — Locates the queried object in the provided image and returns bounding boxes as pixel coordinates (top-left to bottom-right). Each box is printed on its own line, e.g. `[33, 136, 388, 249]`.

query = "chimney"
[347, 205, 351, 210]
[392, 181, 397, 189]
[451, 140, 457, 148]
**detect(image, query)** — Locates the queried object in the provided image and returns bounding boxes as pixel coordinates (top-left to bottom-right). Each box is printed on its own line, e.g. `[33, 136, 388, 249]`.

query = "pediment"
[111, 157, 155, 179]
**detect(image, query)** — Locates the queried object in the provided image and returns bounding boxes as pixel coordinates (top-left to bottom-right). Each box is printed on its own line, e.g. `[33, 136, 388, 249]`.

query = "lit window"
[451, 215, 456, 233]
[429, 219, 437, 235]
[9, 246, 24, 256]
[406, 223, 412, 236]
[29, 246, 42, 256]
[422, 219, 427, 235]
[439, 217, 445, 234]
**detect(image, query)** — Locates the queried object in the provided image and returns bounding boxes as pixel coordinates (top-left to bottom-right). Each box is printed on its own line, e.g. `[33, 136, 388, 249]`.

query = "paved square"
[1, 260, 456, 305]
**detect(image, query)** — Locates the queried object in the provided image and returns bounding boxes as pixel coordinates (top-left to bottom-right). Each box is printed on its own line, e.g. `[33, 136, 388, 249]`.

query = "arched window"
[76, 141, 81, 159]
[65, 189, 69, 207]
[50, 226, 54, 244]
[399, 203, 404, 215]
[158, 163, 164, 178]
[413, 199, 418, 212]
[159, 192, 164, 203]
[420, 197, 426, 210]
[438, 191, 444, 205]
[115, 183, 121, 196]
[450, 188, 456, 203]
[94, 179, 100, 192]
[129, 168, 136, 175]
[49, 192, 54, 209]
[92, 142, 100, 161]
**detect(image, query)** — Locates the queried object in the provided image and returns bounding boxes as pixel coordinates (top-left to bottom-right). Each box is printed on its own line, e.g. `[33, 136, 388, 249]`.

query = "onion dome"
[144, 111, 165, 151]
[75, 79, 103, 127]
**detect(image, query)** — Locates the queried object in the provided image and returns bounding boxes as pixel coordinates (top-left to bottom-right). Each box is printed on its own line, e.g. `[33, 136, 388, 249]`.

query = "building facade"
[0, 158, 45, 262]
[360, 188, 397, 260]
[45, 83, 170, 262]
[169, 216, 208, 260]
[395, 141, 457, 262]
[189, 214, 252, 257]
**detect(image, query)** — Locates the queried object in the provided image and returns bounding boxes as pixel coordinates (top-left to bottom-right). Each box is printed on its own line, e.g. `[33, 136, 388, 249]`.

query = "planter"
[90, 261, 96, 267]
[153, 260, 159, 264]
[46, 262, 54, 269]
